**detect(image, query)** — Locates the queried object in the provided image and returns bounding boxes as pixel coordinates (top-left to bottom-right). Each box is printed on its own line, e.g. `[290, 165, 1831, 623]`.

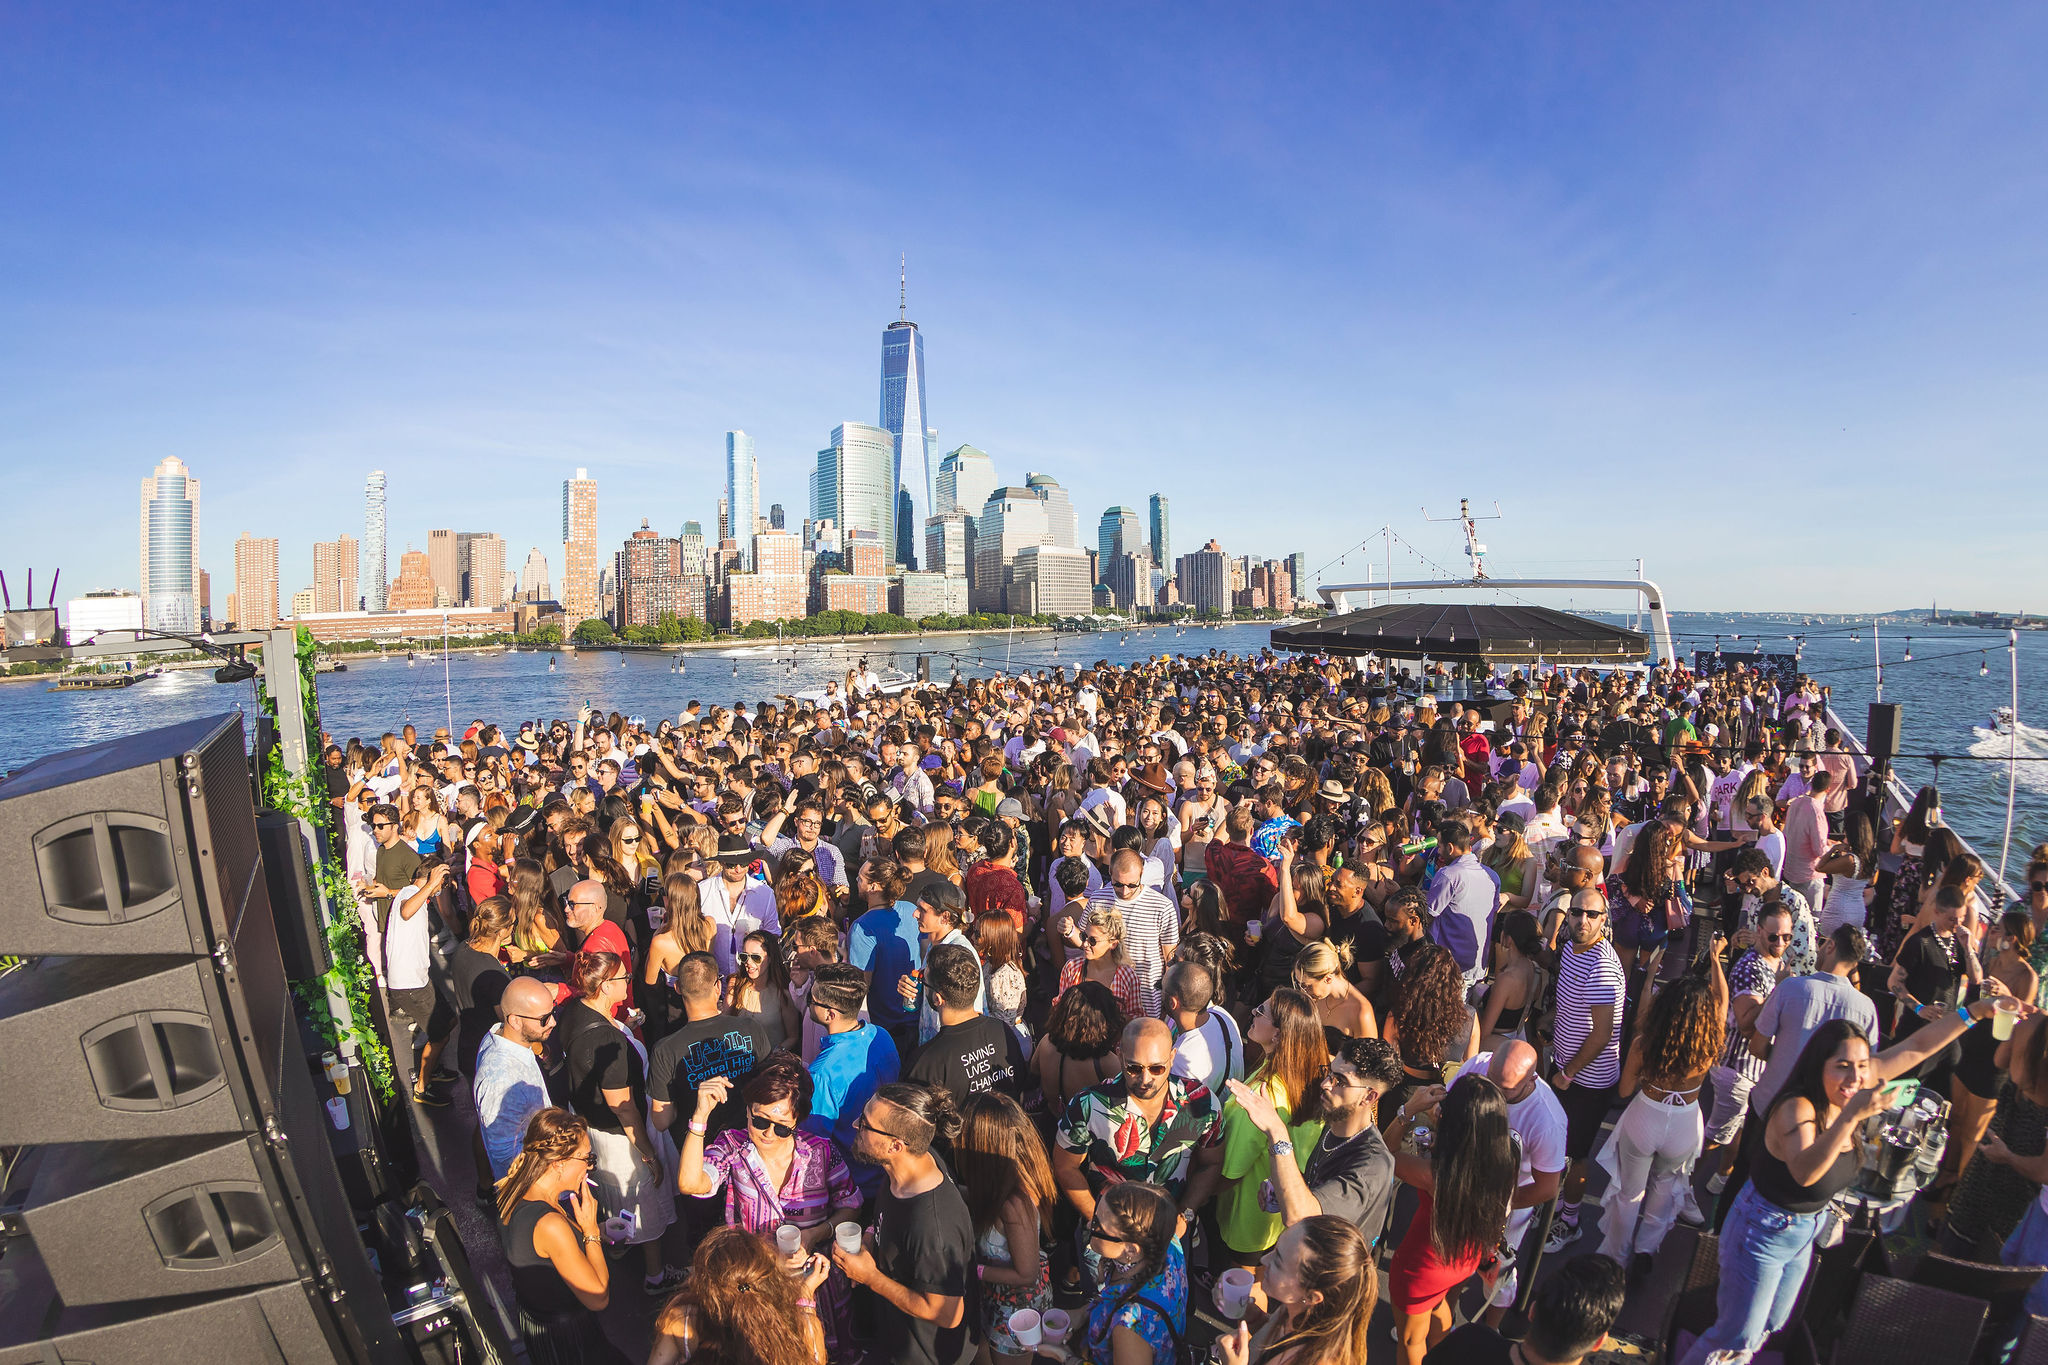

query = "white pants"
[1598, 1091, 1702, 1263]
[1486, 1205, 1539, 1308]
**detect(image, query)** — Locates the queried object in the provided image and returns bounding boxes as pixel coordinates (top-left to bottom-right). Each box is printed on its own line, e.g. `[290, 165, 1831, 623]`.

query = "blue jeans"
[1676, 1183, 1824, 1365]
[2005, 1195, 2048, 1317]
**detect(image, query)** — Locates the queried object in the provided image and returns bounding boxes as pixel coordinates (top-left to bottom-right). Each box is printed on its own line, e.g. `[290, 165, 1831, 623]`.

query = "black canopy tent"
[1269, 602, 1647, 665]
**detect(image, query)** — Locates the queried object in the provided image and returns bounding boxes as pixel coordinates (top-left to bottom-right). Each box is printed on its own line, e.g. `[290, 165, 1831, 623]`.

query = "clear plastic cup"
[835, 1221, 863, 1254]
[776, 1223, 803, 1256]
[1042, 1308, 1072, 1342]
[1217, 1267, 1256, 1319]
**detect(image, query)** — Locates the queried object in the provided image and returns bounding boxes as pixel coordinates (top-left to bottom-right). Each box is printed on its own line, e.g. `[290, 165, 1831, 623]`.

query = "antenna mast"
[900, 253, 907, 322]
[1421, 498, 1501, 580]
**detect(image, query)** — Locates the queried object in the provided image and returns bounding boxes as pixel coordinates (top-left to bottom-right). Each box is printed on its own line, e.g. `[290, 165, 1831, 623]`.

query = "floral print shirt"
[1055, 1075, 1221, 1201]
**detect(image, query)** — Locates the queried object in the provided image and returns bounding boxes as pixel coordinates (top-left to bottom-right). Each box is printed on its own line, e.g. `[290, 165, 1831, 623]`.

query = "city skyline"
[9, 11, 2047, 614]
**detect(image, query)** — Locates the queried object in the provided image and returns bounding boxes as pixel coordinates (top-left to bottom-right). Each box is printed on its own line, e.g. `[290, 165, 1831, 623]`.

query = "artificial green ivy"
[255, 627, 398, 1100]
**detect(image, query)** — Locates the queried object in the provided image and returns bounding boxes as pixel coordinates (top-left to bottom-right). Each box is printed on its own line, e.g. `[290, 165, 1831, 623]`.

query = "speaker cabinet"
[0, 715, 264, 959]
[0, 1257, 351, 1365]
[1868, 703, 1905, 761]
[256, 810, 332, 981]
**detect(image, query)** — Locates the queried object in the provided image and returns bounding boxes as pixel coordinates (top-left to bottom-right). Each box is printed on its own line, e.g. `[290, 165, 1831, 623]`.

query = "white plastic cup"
[1042, 1308, 1072, 1342]
[776, 1223, 803, 1256]
[834, 1221, 863, 1254]
[325, 1096, 350, 1130]
[1009, 1309, 1043, 1347]
[1995, 996, 2020, 1040]
[1218, 1267, 1256, 1319]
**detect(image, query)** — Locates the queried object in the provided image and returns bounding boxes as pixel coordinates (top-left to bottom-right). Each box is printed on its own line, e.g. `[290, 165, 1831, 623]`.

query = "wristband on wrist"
[688, 1120, 709, 1134]
[795, 1297, 817, 1310]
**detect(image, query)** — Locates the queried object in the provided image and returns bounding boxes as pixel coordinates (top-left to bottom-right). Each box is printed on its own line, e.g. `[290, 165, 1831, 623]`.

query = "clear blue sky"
[4, 4, 2045, 617]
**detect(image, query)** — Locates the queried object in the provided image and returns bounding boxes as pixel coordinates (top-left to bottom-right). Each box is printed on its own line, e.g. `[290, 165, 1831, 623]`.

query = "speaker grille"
[81, 1010, 226, 1110]
[143, 1182, 281, 1269]
[33, 811, 181, 925]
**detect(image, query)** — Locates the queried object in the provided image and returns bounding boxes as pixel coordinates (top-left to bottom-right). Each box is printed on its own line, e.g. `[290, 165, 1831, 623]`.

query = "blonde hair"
[1086, 903, 1128, 968]
[1293, 938, 1354, 984]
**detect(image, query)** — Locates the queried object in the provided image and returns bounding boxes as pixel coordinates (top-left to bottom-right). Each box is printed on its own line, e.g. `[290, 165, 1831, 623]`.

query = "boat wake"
[1970, 720, 2048, 795]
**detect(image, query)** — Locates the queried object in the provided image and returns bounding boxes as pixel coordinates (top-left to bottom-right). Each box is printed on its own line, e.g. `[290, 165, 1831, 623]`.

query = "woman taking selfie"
[1215, 1216, 1377, 1365]
[1055, 904, 1148, 1024]
[647, 1225, 829, 1365]
[1219, 989, 1329, 1264]
[1679, 1001, 2004, 1365]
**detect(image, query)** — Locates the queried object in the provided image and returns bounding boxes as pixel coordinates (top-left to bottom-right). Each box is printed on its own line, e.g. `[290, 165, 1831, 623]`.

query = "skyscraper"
[725, 433, 758, 570]
[896, 485, 917, 568]
[561, 467, 599, 621]
[139, 457, 201, 632]
[1025, 473, 1079, 549]
[1149, 494, 1171, 573]
[972, 486, 1050, 614]
[312, 534, 359, 614]
[427, 529, 459, 607]
[810, 422, 897, 561]
[1176, 540, 1230, 614]
[924, 512, 973, 580]
[1098, 506, 1145, 566]
[364, 470, 388, 611]
[387, 548, 436, 611]
[769, 503, 785, 530]
[678, 521, 707, 578]
[518, 547, 552, 602]
[459, 532, 507, 608]
[880, 258, 933, 534]
[232, 534, 280, 630]
[1287, 552, 1308, 602]
[935, 444, 997, 520]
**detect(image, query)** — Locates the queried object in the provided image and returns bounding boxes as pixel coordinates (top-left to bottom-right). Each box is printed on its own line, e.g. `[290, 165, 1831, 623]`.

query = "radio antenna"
[1420, 498, 1502, 580]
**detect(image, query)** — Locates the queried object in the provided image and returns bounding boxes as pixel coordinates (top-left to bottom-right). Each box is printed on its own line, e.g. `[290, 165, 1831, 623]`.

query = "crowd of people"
[319, 647, 2048, 1365]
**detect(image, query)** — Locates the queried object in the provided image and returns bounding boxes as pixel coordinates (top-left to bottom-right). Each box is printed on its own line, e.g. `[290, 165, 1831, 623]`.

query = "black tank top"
[501, 1199, 588, 1319]
[1750, 1111, 1860, 1214]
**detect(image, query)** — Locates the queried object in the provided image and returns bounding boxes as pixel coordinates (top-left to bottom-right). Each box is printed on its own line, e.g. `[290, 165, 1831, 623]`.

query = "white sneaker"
[1545, 1211, 1581, 1255]
[1706, 1170, 1730, 1195]
[1679, 1186, 1706, 1225]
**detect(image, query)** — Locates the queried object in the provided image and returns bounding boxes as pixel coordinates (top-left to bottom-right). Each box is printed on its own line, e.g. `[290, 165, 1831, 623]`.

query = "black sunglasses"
[749, 1111, 796, 1139]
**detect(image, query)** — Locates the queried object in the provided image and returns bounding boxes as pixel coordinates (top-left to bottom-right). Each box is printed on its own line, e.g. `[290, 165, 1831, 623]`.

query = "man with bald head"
[1086, 848, 1179, 1015]
[1053, 1017, 1223, 1245]
[1455, 1040, 1569, 1321]
[474, 975, 561, 1179]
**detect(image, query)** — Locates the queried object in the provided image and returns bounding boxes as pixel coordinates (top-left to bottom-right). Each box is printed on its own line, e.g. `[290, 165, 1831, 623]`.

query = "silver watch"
[1269, 1138, 1294, 1158]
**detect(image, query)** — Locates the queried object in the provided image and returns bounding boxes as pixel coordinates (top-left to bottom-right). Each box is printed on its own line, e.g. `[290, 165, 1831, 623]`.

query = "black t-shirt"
[904, 869, 955, 912]
[372, 842, 423, 932]
[557, 999, 642, 1134]
[1425, 1323, 1513, 1365]
[1302, 1124, 1396, 1241]
[447, 944, 509, 1074]
[645, 1013, 772, 1135]
[874, 1173, 979, 1365]
[1325, 904, 1390, 980]
[1898, 927, 1966, 1020]
[905, 1015, 1027, 1106]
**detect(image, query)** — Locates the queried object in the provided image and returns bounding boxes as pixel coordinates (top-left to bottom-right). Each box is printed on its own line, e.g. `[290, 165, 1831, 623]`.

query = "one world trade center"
[880, 256, 933, 567]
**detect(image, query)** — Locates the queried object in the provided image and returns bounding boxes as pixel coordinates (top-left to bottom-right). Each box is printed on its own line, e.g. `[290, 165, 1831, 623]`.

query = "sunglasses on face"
[1568, 908, 1606, 920]
[748, 1111, 796, 1139]
[371, 821, 396, 830]
[1110, 880, 1143, 892]
[738, 952, 766, 966]
[1124, 1062, 1170, 1079]
[850, 1115, 900, 1142]
[1084, 1217, 1127, 1245]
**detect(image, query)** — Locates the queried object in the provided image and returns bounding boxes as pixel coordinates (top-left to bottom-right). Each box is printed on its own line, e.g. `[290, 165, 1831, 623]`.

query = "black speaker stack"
[0, 714, 414, 1362]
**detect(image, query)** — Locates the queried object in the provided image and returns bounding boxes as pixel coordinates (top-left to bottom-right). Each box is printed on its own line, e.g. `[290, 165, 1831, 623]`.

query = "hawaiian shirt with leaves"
[1055, 1075, 1221, 1200]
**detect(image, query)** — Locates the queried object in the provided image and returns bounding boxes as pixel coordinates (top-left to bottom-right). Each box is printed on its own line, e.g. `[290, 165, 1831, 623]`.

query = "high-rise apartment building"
[312, 534, 360, 614]
[616, 520, 694, 628]
[1012, 545, 1092, 617]
[769, 503, 785, 530]
[457, 532, 507, 608]
[139, 457, 202, 632]
[880, 260, 934, 530]
[935, 444, 997, 519]
[387, 548, 437, 611]
[810, 422, 897, 561]
[290, 587, 315, 618]
[972, 486, 1050, 614]
[427, 529, 459, 607]
[924, 512, 973, 581]
[1025, 473, 1079, 549]
[561, 467, 599, 621]
[364, 470, 388, 611]
[1102, 551, 1151, 610]
[896, 486, 916, 568]
[518, 547, 552, 602]
[232, 533, 280, 630]
[1176, 540, 1230, 614]
[725, 433, 758, 570]
[198, 570, 211, 628]
[678, 521, 707, 577]
[1288, 552, 1308, 602]
[1098, 506, 1145, 566]
[893, 572, 968, 620]
[1149, 494, 1171, 573]
[751, 528, 803, 577]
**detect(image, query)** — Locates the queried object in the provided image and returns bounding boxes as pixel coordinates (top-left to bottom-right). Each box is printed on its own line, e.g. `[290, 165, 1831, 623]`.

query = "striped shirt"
[1088, 886, 1178, 1017]
[1719, 950, 1777, 1081]
[1551, 937, 1626, 1088]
